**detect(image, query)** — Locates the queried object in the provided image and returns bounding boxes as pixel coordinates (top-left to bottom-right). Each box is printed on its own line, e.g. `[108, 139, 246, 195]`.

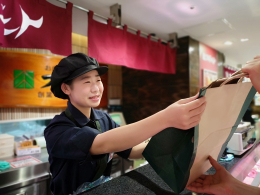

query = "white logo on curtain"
[0, 4, 43, 39]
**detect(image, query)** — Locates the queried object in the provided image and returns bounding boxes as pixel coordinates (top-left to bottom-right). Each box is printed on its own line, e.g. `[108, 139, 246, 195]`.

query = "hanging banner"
[0, 0, 72, 56]
[199, 43, 218, 87]
[0, 3, 3, 46]
[88, 11, 176, 74]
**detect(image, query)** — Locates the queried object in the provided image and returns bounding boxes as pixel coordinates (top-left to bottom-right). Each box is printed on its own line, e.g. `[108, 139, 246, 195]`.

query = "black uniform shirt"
[44, 101, 132, 195]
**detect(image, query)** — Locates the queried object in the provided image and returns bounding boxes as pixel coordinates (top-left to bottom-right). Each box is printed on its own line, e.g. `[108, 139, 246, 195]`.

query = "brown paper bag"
[143, 70, 257, 193]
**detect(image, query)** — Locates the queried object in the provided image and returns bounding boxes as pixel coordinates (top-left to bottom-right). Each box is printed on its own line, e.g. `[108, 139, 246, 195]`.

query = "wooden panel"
[80, 36, 88, 48]
[72, 33, 88, 48]
[98, 64, 108, 108]
[107, 65, 122, 100]
[80, 47, 88, 54]
[72, 33, 88, 55]
[72, 45, 80, 53]
[0, 51, 108, 109]
[0, 107, 64, 120]
[189, 37, 200, 97]
[0, 47, 56, 56]
[0, 33, 91, 118]
[0, 48, 64, 119]
[72, 45, 88, 55]
[217, 51, 225, 79]
[0, 51, 67, 108]
[108, 86, 122, 99]
[72, 33, 81, 46]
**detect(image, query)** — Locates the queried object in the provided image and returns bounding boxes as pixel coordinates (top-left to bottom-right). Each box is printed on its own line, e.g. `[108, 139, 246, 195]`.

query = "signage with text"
[0, 51, 67, 108]
[199, 43, 218, 87]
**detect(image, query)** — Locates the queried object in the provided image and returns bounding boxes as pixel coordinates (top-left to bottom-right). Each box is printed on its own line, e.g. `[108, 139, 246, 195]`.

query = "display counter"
[0, 148, 51, 195]
[0, 143, 256, 195]
[230, 139, 260, 187]
[82, 156, 242, 195]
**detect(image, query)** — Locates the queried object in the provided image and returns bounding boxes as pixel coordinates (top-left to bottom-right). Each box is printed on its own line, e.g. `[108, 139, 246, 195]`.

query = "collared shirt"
[44, 101, 132, 195]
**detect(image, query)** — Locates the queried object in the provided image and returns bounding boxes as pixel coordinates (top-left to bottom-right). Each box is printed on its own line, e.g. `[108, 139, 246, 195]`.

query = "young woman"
[44, 53, 206, 195]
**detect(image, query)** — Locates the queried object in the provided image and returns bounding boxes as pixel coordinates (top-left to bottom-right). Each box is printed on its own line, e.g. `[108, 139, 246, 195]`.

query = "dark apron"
[64, 108, 108, 182]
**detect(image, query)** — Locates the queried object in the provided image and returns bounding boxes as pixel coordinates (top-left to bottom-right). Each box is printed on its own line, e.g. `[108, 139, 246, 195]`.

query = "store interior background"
[1, 0, 260, 121]
[1, 1, 260, 194]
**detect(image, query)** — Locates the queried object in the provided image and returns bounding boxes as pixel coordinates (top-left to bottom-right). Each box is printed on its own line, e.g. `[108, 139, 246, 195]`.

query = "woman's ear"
[61, 83, 71, 96]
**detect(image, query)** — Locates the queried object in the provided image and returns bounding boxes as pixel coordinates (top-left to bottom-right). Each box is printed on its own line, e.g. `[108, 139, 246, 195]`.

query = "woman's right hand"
[163, 93, 206, 130]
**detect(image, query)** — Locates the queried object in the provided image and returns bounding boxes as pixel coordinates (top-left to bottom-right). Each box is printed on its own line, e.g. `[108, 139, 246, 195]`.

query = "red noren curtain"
[0, 0, 72, 56]
[88, 11, 176, 74]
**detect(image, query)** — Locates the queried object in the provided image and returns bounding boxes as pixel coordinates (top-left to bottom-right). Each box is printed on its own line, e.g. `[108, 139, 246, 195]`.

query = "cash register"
[109, 112, 126, 126]
[227, 122, 256, 155]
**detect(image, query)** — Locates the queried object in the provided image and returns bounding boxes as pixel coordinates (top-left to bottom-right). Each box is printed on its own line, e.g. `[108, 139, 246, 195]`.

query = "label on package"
[7, 156, 41, 168]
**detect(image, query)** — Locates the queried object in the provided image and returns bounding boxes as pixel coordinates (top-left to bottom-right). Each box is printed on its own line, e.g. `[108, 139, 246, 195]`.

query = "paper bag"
[142, 71, 257, 194]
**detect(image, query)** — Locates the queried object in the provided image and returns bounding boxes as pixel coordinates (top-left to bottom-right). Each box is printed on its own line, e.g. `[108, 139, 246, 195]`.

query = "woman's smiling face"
[66, 70, 104, 109]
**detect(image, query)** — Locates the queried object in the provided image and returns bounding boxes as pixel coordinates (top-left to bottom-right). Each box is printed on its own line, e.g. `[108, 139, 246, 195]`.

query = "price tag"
[20, 140, 33, 147]
[7, 156, 41, 168]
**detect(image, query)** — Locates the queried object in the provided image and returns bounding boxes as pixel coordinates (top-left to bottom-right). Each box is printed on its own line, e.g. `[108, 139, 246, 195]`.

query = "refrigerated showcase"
[230, 139, 260, 187]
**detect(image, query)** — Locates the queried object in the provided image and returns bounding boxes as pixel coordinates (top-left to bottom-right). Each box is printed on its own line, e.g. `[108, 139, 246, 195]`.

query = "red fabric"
[223, 67, 236, 78]
[0, 0, 72, 56]
[88, 11, 176, 74]
[0, 4, 3, 46]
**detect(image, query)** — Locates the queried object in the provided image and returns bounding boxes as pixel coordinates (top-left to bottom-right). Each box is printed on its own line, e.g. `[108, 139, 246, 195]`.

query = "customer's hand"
[187, 156, 237, 195]
[242, 55, 260, 93]
[187, 156, 260, 195]
[164, 93, 206, 130]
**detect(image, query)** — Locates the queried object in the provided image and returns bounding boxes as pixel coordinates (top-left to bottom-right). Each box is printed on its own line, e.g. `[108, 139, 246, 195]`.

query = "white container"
[15, 145, 41, 156]
[0, 134, 14, 157]
[0, 145, 14, 158]
[33, 136, 46, 148]
[0, 134, 14, 147]
[235, 122, 251, 133]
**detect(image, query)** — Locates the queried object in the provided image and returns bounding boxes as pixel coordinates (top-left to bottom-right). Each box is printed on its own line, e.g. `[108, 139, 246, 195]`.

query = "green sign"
[14, 70, 34, 89]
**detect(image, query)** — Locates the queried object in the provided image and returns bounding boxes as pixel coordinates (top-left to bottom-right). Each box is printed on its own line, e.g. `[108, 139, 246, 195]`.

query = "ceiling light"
[222, 18, 235, 30]
[241, 38, 249, 42]
[224, 41, 233, 45]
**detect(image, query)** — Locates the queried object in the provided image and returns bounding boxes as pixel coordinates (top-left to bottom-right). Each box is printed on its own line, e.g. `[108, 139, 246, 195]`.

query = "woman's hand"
[242, 55, 260, 93]
[163, 93, 206, 130]
[91, 93, 206, 155]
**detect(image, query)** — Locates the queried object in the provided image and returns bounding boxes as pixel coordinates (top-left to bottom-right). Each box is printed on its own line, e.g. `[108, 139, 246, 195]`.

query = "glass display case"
[0, 117, 52, 141]
[230, 139, 260, 187]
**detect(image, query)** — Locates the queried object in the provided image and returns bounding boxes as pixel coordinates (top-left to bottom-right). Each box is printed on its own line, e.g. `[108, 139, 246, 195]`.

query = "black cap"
[44, 53, 108, 99]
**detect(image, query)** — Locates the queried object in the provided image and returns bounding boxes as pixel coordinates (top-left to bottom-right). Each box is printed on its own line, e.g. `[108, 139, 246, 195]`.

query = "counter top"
[83, 155, 242, 195]
[0, 148, 50, 193]
[0, 148, 49, 174]
[0, 148, 245, 194]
